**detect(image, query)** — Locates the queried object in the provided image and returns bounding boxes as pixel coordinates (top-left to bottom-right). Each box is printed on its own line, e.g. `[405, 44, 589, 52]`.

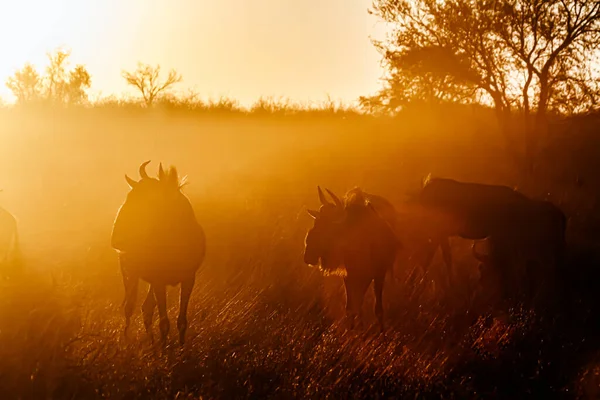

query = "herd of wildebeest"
[0, 160, 568, 347]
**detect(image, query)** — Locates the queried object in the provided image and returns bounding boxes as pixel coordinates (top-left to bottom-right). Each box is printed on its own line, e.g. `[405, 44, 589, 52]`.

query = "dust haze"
[1, 105, 599, 398]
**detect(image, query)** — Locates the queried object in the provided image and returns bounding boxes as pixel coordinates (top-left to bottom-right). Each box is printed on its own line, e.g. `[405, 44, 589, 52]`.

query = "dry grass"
[0, 105, 599, 399]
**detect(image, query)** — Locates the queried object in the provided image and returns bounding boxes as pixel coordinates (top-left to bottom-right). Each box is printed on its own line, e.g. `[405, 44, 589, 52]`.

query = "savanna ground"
[1, 105, 600, 399]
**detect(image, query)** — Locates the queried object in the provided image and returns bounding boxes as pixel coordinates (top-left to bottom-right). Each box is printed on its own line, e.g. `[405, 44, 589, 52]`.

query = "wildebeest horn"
[317, 186, 332, 206]
[158, 163, 165, 180]
[139, 160, 151, 179]
[125, 174, 138, 188]
[326, 188, 343, 208]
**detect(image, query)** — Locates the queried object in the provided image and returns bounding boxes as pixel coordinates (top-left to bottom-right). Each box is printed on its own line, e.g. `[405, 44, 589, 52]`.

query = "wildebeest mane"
[422, 172, 434, 188]
[344, 187, 367, 210]
[158, 165, 188, 189]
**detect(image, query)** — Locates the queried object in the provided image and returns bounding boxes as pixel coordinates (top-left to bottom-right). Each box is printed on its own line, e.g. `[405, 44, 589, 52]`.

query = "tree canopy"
[365, 0, 600, 171]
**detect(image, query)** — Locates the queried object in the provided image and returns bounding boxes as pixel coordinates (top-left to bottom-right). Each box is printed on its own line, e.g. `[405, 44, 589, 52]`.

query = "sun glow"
[0, 1, 111, 92]
[0, 0, 386, 106]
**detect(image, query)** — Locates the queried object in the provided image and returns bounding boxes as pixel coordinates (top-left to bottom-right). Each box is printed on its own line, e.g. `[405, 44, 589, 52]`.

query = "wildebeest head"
[111, 160, 196, 252]
[303, 186, 347, 273]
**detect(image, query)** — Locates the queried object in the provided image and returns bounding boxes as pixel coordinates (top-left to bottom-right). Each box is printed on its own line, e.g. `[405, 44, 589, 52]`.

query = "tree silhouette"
[121, 63, 182, 107]
[5, 49, 91, 106]
[6, 64, 42, 104]
[65, 65, 92, 104]
[44, 49, 91, 105]
[368, 0, 600, 173]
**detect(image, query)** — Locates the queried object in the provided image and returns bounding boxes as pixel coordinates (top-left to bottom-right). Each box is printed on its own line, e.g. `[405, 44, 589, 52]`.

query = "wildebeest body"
[304, 187, 400, 331]
[412, 175, 567, 304]
[111, 161, 206, 346]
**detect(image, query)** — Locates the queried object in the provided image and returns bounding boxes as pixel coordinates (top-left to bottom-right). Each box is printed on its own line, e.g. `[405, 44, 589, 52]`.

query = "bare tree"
[121, 63, 182, 107]
[369, 0, 600, 174]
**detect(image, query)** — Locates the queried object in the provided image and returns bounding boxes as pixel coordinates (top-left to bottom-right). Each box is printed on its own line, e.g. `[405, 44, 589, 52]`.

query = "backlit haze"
[0, 0, 387, 106]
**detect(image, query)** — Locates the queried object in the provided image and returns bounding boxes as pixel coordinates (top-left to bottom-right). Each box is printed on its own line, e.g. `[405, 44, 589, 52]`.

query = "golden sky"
[0, 0, 387, 106]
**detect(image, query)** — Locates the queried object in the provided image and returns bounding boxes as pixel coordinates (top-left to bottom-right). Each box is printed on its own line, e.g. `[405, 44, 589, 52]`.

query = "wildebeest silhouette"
[407, 175, 567, 304]
[111, 161, 206, 346]
[0, 200, 21, 279]
[303, 187, 401, 332]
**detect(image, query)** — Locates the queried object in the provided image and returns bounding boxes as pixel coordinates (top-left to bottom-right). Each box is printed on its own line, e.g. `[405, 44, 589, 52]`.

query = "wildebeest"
[407, 175, 567, 303]
[303, 187, 401, 331]
[111, 161, 206, 346]
[0, 202, 21, 279]
[407, 175, 529, 273]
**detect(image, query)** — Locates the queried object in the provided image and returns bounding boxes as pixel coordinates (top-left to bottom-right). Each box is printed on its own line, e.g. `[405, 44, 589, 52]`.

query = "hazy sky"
[0, 0, 388, 106]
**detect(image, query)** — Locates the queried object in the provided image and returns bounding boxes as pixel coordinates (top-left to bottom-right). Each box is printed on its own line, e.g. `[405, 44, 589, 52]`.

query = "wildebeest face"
[303, 187, 346, 270]
[112, 161, 188, 251]
[304, 210, 345, 268]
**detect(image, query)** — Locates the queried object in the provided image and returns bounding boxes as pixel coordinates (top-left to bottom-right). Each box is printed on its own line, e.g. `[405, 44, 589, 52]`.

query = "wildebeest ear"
[325, 188, 343, 208]
[125, 174, 138, 188]
[158, 163, 166, 181]
[307, 209, 319, 219]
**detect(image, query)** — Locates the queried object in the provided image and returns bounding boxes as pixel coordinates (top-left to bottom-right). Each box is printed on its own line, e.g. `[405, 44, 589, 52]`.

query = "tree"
[6, 63, 42, 104]
[5, 49, 91, 106]
[65, 65, 92, 104]
[121, 63, 182, 107]
[368, 0, 600, 173]
[44, 49, 91, 105]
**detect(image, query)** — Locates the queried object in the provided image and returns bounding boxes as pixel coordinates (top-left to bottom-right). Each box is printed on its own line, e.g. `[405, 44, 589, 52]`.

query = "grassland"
[0, 104, 599, 399]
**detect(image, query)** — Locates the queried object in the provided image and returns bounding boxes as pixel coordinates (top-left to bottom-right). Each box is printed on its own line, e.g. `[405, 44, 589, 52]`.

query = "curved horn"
[158, 162, 165, 180]
[317, 186, 332, 206]
[326, 188, 343, 208]
[125, 174, 138, 188]
[139, 160, 151, 179]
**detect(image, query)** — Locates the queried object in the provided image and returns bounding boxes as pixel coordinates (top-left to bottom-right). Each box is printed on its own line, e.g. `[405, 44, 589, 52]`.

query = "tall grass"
[0, 103, 599, 398]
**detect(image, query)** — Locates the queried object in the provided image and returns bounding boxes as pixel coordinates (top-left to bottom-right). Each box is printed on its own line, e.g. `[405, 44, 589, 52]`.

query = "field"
[1, 106, 600, 399]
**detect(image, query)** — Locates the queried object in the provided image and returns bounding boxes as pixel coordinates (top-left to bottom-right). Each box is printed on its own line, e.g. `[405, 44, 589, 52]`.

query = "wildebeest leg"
[177, 276, 195, 346]
[420, 241, 437, 277]
[408, 240, 436, 290]
[153, 284, 170, 347]
[122, 272, 139, 336]
[373, 275, 385, 333]
[344, 274, 371, 330]
[439, 236, 453, 289]
[492, 241, 513, 307]
[142, 285, 156, 343]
